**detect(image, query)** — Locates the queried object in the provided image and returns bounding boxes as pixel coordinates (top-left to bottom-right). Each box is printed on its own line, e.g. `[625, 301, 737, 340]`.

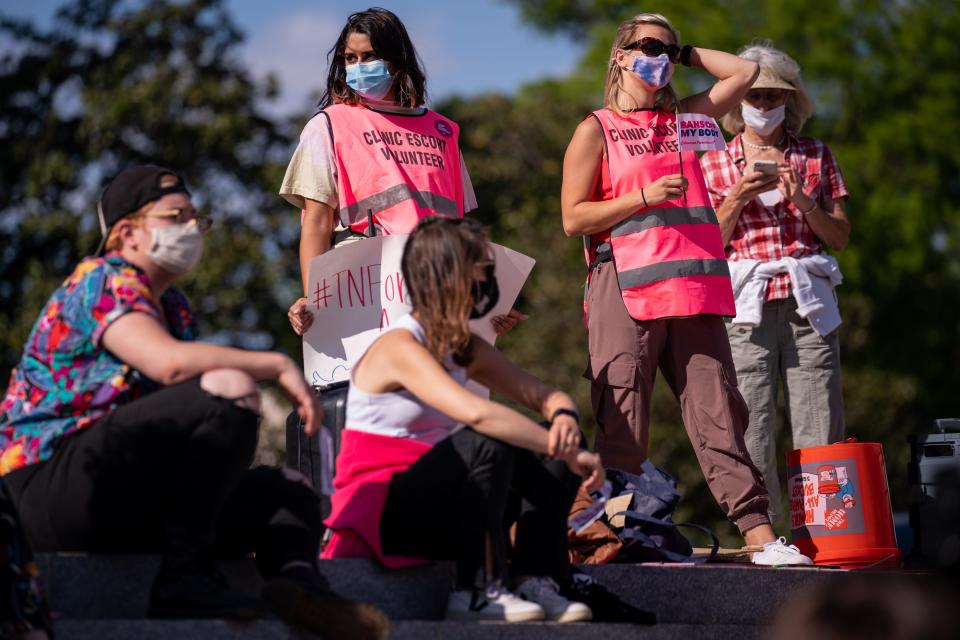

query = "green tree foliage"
[439, 85, 595, 424]
[0, 0, 303, 377]
[492, 0, 960, 540]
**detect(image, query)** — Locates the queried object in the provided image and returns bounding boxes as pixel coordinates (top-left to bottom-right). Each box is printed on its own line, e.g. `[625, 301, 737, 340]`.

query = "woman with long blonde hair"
[561, 13, 810, 564]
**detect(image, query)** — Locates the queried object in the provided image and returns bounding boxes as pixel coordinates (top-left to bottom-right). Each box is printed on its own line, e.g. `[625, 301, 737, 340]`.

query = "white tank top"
[346, 313, 467, 445]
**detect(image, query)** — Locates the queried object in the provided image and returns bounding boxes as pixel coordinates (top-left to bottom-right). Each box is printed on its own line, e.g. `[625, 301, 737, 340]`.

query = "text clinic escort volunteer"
[362, 129, 450, 169]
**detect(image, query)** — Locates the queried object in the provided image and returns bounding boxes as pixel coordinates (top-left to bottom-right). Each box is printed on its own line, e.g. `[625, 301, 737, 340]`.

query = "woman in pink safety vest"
[560, 12, 809, 565]
[281, 8, 523, 337]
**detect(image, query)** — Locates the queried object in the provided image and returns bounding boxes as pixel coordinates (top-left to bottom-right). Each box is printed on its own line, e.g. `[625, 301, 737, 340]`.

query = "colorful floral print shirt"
[0, 253, 195, 474]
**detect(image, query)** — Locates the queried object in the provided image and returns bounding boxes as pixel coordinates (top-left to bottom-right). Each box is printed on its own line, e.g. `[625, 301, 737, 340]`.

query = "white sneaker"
[752, 537, 814, 566]
[445, 583, 545, 622]
[515, 577, 592, 623]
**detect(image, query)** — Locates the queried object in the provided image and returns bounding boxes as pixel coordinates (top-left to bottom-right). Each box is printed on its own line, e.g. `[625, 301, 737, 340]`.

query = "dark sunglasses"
[622, 37, 680, 63]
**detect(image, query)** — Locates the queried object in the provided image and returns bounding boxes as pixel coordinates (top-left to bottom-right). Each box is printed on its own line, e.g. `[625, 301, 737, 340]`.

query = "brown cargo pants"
[584, 261, 770, 534]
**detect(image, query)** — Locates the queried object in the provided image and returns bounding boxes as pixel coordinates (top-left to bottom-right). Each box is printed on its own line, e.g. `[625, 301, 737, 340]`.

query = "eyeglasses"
[622, 37, 680, 63]
[146, 208, 213, 233]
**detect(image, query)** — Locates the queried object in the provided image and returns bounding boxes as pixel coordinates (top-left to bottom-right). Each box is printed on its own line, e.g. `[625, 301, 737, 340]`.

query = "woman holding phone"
[701, 44, 851, 522]
[561, 13, 810, 564]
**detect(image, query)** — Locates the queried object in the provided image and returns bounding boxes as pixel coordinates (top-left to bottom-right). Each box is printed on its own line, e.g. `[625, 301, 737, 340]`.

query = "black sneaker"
[261, 570, 390, 640]
[148, 558, 265, 619]
[560, 569, 657, 625]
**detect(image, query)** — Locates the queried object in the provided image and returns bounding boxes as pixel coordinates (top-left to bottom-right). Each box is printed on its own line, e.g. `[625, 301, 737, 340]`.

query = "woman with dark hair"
[280, 7, 522, 337]
[560, 13, 811, 564]
[322, 216, 604, 623]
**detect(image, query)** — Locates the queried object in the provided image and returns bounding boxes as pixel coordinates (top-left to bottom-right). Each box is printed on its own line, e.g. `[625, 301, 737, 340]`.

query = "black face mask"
[470, 264, 500, 319]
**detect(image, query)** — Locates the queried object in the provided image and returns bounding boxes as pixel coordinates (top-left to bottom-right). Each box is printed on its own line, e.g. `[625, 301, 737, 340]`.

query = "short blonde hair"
[604, 13, 680, 116]
[720, 42, 815, 135]
[103, 173, 180, 252]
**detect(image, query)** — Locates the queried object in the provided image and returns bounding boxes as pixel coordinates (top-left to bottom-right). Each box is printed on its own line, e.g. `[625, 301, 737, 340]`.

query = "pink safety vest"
[588, 108, 735, 320]
[323, 103, 464, 236]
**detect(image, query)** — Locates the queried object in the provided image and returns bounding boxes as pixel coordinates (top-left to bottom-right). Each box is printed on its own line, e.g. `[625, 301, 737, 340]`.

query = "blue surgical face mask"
[345, 59, 394, 101]
[629, 53, 674, 90]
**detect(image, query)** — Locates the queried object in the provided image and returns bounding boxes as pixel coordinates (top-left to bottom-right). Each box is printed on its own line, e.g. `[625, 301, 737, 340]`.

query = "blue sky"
[1, 0, 584, 114]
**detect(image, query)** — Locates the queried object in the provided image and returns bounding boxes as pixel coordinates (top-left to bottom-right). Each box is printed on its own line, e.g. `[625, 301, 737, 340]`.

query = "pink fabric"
[322, 428, 433, 568]
[587, 108, 734, 321]
[610, 223, 729, 271]
[325, 103, 464, 236]
[620, 275, 736, 320]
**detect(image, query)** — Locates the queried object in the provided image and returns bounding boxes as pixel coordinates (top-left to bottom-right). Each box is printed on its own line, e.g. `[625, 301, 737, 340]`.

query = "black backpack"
[607, 460, 718, 563]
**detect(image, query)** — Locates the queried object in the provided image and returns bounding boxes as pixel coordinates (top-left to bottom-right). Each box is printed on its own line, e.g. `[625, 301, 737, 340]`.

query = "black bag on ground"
[607, 460, 718, 563]
[561, 567, 657, 624]
[285, 381, 348, 518]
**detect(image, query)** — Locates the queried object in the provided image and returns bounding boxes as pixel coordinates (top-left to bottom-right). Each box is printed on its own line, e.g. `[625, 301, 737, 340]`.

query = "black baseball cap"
[96, 165, 191, 255]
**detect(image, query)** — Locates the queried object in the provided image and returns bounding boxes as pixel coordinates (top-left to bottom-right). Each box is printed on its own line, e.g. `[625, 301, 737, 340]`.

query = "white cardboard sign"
[677, 113, 727, 151]
[301, 235, 535, 386]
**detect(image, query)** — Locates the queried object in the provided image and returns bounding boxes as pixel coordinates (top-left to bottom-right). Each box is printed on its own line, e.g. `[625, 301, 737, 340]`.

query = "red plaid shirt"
[701, 133, 849, 301]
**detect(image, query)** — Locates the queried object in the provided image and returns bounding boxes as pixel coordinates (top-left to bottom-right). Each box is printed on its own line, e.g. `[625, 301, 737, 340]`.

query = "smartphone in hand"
[752, 160, 779, 176]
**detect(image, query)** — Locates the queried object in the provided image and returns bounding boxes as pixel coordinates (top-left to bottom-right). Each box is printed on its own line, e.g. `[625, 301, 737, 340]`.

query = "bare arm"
[468, 337, 582, 457]
[561, 119, 686, 237]
[468, 337, 574, 422]
[289, 198, 337, 335]
[102, 312, 321, 434]
[679, 48, 759, 118]
[104, 313, 292, 384]
[796, 194, 851, 251]
[354, 330, 603, 488]
[715, 170, 780, 245]
[778, 166, 851, 251]
[356, 330, 553, 451]
[299, 198, 336, 293]
[715, 195, 745, 246]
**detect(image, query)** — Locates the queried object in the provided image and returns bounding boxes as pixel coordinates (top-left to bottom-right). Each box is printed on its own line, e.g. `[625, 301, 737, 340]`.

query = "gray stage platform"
[39, 553, 867, 639]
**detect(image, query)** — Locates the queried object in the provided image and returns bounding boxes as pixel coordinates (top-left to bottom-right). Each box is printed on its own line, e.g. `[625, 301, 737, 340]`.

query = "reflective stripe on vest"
[325, 104, 464, 236]
[611, 205, 718, 237]
[618, 258, 730, 289]
[590, 108, 735, 320]
[339, 184, 459, 221]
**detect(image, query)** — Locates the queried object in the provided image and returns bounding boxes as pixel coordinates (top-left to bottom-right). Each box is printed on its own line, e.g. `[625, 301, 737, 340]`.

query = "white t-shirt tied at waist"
[728, 254, 843, 337]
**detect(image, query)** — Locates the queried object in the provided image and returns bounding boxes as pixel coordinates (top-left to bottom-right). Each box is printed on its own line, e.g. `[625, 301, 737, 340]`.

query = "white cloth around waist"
[728, 254, 843, 336]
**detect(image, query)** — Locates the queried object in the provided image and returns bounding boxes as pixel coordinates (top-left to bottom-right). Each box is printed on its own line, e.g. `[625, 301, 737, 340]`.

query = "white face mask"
[148, 220, 204, 275]
[742, 103, 786, 136]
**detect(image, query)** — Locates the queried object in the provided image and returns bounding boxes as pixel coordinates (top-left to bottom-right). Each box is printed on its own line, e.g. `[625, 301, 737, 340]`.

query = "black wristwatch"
[550, 408, 580, 424]
[679, 44, 694, 67]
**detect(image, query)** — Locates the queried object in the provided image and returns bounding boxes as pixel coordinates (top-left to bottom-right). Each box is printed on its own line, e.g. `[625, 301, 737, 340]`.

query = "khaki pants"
[726, 298, 844, 522]
[584, 261, 770, 535]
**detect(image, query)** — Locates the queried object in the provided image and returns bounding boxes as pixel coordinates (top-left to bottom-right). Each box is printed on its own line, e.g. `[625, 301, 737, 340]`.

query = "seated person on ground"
[323, 216, 604, 624]
[0, 165, 387, 639]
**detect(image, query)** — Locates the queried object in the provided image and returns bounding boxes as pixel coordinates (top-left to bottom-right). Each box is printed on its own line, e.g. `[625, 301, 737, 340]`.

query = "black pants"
[4, 378, 322, 579]
[379, 427, 580, 590]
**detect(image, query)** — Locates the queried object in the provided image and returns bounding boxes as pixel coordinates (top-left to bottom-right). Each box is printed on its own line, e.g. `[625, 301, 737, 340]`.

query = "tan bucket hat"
[752, 67, 796, 91]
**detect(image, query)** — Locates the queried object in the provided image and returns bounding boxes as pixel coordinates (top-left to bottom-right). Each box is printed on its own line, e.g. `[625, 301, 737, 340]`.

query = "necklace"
[742, 134, 786, 151]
